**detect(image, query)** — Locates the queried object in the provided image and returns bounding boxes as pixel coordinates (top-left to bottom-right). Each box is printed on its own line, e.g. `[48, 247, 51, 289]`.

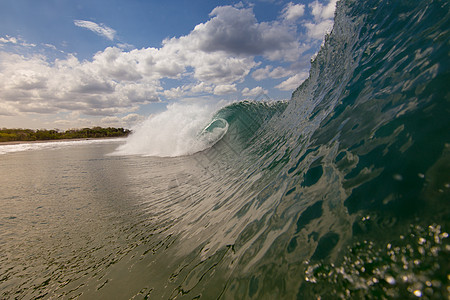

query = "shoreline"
[0, 137, 126, 146]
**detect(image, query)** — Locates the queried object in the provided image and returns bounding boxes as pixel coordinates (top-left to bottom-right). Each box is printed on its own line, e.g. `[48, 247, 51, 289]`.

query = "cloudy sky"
[0, 0, 337, 129]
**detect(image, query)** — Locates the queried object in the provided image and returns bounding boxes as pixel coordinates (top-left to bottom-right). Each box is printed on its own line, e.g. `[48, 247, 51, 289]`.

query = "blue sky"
[0, 0, 337, 129]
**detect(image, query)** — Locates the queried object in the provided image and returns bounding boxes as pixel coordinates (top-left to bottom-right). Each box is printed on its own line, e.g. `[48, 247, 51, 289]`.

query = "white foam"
[0, 138, 125, 155]
[114, 102, 227, 157]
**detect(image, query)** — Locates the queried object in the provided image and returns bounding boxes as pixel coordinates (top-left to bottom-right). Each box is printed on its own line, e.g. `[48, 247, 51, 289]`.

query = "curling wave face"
[114, 100, 288, 157]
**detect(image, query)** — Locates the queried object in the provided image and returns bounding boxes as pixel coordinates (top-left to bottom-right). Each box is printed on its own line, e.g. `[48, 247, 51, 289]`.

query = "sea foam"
[0, 138, 124, 155]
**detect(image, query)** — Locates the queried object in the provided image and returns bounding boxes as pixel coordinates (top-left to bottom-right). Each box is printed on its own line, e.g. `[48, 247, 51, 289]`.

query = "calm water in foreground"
[0, 140, 219, 299]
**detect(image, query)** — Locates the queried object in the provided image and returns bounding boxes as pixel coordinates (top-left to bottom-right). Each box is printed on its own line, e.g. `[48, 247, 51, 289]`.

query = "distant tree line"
[0, 127, 131, 142]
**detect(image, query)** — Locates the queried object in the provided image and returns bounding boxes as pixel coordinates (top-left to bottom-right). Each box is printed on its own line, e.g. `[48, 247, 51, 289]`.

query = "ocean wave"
[114, 100, 288, 157]
[6, 0, 447, 298]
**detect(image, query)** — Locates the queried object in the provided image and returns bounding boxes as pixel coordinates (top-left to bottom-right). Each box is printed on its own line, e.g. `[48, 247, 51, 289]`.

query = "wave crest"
[114, 100, 288, 157]
[114, 103, 223, 157]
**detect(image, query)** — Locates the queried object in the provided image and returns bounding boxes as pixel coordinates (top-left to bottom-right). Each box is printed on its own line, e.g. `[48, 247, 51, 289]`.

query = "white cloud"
[184, 49, 256, 84]
[252, 65, 272, 81]
[0, 35, 36, 47]
[1, 3, 327, 124]
[190, 82, 214, 94]
[74, 20, 116, 41]
[275, 72, 309, 91]
[310, 0, 338, 21]
[305, 0, 338, 40]
[0, 102, 19, 116]
[117, 43, 134, 50]
[0, 35, 18, 44]
[252, 65, 295, 81]
[182, 5, 302, 61]
[163, 86, 185, 99]
[100, 113, 144, 128]
[213, 84, 237, 95]
[241, 86, 267, 97]
[162, 82, 216, 99]
[53, 118, 94, 128]
[44, 43, 57, 50]
[305, 19, 334, 40]
[122, 113, 145, 124]
[282, 3, 306, 21]
[270, 66, 294, 78]
[0, 51, 161, 117]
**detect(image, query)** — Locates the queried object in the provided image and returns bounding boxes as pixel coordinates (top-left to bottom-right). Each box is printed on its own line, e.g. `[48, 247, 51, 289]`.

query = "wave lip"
[198, 118, 229, 145]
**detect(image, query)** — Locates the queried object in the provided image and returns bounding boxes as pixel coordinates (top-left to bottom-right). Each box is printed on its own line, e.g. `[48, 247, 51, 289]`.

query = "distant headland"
[0, 127, 131, 143]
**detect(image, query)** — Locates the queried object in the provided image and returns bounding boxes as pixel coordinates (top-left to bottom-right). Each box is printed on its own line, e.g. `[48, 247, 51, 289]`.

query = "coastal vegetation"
[0, 127, 131, 143]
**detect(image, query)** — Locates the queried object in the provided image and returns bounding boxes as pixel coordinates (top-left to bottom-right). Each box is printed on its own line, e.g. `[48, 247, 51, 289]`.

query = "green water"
[1, 0, 449, 298]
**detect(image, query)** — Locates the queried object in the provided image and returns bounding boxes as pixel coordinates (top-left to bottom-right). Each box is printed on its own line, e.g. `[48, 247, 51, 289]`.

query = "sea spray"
[115, 102, 227, 157]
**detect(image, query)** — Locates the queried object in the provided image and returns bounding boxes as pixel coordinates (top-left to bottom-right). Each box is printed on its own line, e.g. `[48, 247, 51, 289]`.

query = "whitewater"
[0, 0, 449, 299]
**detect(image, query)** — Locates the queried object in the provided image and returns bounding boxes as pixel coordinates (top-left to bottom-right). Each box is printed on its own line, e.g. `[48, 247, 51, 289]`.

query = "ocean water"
[1, 0, 449, 299]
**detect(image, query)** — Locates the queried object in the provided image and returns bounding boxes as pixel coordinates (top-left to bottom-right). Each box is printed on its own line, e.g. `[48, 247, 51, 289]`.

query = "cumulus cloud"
[100, 113, 145, 128]
[252, 66, 272, 81]
[275, 72, 309, 91]
[190, 82, 214, 94]
[305, 19, 334, 40]
[252, 65, 295, 81]
[213, 84, 237, 95]
[270, 66, 294, 78]
[310, 0, 338, 21]
[0, 51, 161, 116]
[74, 20, 116, 41]
[0, 2, 337, 124]
[304, 0, 338, 40]
[282, 2, 306, 21]
[163, 86, 186, 99]
[241, 86, 267, 97]
[162, 82, 215, 99]
[184, 5, 301, 61]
